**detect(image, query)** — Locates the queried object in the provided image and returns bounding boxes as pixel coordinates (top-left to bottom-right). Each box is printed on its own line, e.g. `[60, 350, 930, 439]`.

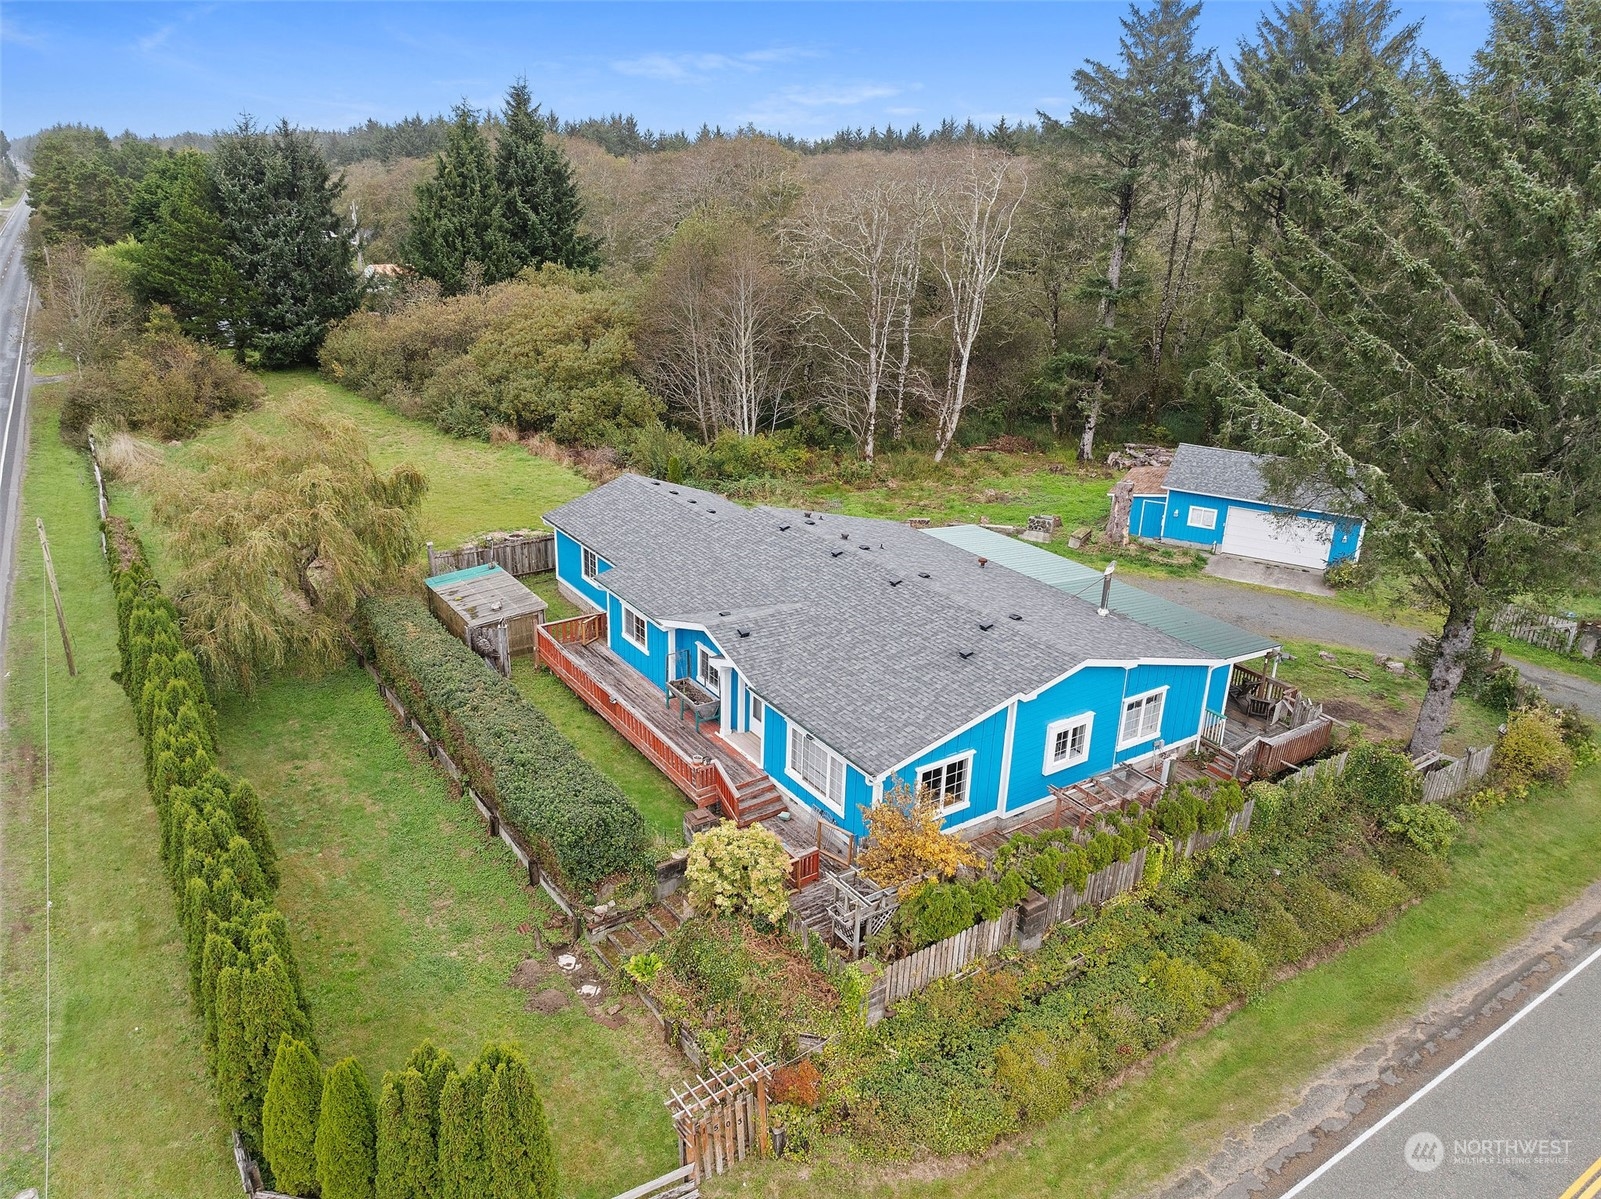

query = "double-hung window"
[918, 754, 971, 813]
[788, 725, 846, 813]
[580, 545, 601, 583]
[696, 645, 721, 691]
[1118, 688, 1166, 747]
[1044, 714, 1094, 774]
[621, 605, 649, 650]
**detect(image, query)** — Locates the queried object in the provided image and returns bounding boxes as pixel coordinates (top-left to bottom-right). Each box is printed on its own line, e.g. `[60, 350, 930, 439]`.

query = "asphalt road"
[1137, 574, 1601, 722]
[0, 197, 34, 675]
[1283, 942, 1601, 1199]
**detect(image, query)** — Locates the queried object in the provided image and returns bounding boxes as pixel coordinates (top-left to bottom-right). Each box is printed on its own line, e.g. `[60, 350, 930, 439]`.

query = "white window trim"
[580, 544, 602, 584]
[916, 750, 975, 815]
[1117, 686, 1169, 749]
[1187, 506, 1218, 530]
[787, 722, 847, 816]
[1043, 713, 1094, 775]
[620, 603, 649, 651]
[696, 645, 722, 690]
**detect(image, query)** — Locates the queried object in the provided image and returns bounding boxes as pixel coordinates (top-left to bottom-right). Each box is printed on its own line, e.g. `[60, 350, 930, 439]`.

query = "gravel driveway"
[1136, 575, 1601, 721]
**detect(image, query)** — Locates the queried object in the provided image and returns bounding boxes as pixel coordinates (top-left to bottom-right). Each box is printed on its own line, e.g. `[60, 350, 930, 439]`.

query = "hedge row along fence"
[105, 516, 311, 1159]
[359, 595, 650, 897]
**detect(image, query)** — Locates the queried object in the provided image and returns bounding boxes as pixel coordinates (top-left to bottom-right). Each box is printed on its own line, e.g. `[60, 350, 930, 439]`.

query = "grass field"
[217, 668, 680, 1197]
[1, 391, 237, 1196]
[715, 759, 1601, 1199]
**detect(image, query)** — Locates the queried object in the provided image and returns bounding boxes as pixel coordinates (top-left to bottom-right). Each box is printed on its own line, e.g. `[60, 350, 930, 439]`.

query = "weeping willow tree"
[154, 391, 427, 692]
[1209, 0, 1601, 755]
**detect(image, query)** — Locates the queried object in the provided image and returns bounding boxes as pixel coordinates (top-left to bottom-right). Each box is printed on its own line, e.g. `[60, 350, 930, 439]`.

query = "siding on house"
[673, 627, 724, 687]
[1160, 489, 1361, 565]
[884, 705, 1012, 832]
[554, 528, 613, 610]
[761, 701, 876, 835]
[1206, 662, 1232, 714]
[607, 592, 669, 691]
[1129, 494, 1167, 540]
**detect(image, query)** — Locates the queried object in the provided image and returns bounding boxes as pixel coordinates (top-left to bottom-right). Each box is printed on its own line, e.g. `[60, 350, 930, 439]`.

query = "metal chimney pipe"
[1098, 561, 1116, 616]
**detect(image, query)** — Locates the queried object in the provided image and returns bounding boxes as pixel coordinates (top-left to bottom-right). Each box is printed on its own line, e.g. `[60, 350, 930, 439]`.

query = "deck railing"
[542, 611, 606, 648]
[1200, 707, 1229, 750]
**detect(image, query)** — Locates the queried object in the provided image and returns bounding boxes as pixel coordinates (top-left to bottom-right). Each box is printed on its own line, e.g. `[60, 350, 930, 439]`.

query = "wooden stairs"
[594, 890, 696, 970]
[728, 777, 786, 827]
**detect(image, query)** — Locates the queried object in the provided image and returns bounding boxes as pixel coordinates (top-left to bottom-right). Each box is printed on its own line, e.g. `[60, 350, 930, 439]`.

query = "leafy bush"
[360, 595, 649, 895]
[1323, 556, 1378, 590]
[1192, 932, 1266, 998]
[858, 783, 984, 894]
[623, 951, 664, 986]
[1153, 779, 1245, 839]
[62, 319, 264, 446]
[686, 821, 791, 925]
[1339, 740, 1422, 814]
[1145, 951, 1227, 1035]
[1385, 803, 1462, 856]
[1493, 707, 1575, 790]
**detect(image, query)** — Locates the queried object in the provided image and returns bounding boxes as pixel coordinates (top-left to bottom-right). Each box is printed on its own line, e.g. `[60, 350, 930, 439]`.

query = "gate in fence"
[667, 1052, 774, 1182]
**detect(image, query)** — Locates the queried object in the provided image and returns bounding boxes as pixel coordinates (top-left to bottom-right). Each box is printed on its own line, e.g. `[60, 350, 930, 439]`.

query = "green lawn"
[1, 391, 237, 1197]
[716, 760, 1601, 1199]
[30, 351, 75, 377]
[217, 668, 679, 1197]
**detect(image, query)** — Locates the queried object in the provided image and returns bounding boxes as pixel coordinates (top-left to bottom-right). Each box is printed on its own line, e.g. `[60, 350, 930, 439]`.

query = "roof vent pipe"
[1098, 561, 1116, 616]
[978, 556, 988, 568]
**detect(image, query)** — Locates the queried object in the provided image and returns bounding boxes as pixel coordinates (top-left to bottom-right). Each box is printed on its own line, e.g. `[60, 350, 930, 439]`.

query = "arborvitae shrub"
[263, 1036, 323, 1195]
[227, 779, 280, 888]
[436, 1066, 490, 1199]
[481, 1047, 556, 1199]
[215, 965, 252, 1133]
[376, 1068, 441, 1199]
[316, 1058, 378, 1199]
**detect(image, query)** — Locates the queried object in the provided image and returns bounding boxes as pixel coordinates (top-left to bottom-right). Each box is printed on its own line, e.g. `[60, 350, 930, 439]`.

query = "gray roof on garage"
[1165, 443, 1356, 517]
[547, 475, 1213, 776]
[926, 525, 1279, 662]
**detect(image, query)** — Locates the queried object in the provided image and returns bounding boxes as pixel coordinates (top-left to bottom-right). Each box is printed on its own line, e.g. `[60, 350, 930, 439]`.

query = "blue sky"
[2, 1, 1492, 141]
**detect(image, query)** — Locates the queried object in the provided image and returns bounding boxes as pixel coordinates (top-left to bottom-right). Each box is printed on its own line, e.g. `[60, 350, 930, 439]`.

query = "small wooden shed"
[425, 563, 547, 674]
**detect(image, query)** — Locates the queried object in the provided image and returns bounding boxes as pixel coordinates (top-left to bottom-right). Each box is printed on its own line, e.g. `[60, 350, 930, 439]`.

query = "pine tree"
[494, 79, 600, 273]
[316, 1058, 379, 1199]
[376, 1068, 441, 1199]
[263, 1036, 323, 1195]
[406, 103, 509, 295]
[129, 149, 240, 342]
[212, 117, 362, 366]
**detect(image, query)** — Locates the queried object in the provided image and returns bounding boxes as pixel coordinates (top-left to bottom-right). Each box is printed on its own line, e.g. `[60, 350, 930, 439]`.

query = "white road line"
[1282, 939, 1601, 1197]
[0, 284, 32, 487]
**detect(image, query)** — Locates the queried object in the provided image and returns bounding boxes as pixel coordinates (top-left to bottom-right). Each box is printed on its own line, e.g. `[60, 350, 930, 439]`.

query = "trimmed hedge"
[106, 517, 309, 1158]
[359, 595, 649, 895]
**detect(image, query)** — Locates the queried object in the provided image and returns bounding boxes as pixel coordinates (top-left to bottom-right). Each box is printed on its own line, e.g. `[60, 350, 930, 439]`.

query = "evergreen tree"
[436, 1063, 490, 1199]
[227, 779, 280, 889]
[405, 103, 509, 295]
[495, 79, 601, 273]
[242, 954, 310, 1140]
[212, 118, 362, 366]
[376, 1067, 441, 1199]
[316, 1058, 378, 1199]
[404, 1039, 456, 1116]
[129, 149, 240, 343]
[481, 1047, 556, 1199]
[263, 1036, 323, 1195]
[214, 966, 252, 1137]
[1045, 0, 1211, 459]
[1208, 0, 1601, 754]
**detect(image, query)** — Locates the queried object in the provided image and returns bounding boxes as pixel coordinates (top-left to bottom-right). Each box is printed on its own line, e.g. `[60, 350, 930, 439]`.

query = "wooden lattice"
[666, 1051, 775, 1181]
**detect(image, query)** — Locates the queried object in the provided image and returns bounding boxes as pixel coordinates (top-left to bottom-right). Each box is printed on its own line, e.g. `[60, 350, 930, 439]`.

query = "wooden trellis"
[667, 1051, 774, 1181]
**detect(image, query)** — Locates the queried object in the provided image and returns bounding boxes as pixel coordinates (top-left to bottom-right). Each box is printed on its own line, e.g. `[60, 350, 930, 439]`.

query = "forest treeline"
[19, 0, 1600, 751]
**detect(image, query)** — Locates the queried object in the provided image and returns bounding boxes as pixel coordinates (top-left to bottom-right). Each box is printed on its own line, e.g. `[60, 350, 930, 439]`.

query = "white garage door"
[1220, 506, 1333, 568]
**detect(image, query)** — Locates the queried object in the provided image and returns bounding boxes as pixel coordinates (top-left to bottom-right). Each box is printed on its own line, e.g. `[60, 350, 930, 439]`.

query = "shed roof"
[547, 475, 1211, 777]
[426, 563, 546, 627]
[1165, 443, 1356, 517]
[926, 525, 1280, 662]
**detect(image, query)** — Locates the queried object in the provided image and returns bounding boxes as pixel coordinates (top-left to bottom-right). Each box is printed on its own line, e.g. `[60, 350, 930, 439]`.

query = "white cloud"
[1, 15, 46, 48]
[610, 46, 816, 84]
[779, 82, 900, 108]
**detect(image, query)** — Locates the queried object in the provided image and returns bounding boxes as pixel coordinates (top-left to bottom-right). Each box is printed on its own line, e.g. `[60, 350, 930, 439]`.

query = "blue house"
[542, 475, 1291, 852]
[1126, 444, 1364, 571]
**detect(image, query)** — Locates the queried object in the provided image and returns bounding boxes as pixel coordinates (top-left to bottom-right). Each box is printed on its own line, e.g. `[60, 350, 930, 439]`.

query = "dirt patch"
[6, 741, 40, 793]
[527, 987, 569, 1015]
[1321, 696, 1415, 742]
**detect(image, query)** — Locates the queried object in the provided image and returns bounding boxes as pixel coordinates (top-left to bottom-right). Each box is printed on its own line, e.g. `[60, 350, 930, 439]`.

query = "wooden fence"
[1421, 745, 1494, 803]
[667, 1053, 774, 1183]
[866, 909, 1016, 1022]
[1488, 603, 1579, 654]
[427, 531, 555, 578]
[1038, 847, 1150, 928]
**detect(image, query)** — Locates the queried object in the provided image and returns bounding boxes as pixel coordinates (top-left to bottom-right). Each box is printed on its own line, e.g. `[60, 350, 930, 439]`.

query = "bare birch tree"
[35, 238, 133, 373]
[927, 149, 1026, 462]
[785, 173, 931, 461]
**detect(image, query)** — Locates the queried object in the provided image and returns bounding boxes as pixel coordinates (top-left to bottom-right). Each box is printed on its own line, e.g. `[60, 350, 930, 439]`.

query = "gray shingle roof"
[1164, 443, 1356, 517]
[546, 475, 1212, 777]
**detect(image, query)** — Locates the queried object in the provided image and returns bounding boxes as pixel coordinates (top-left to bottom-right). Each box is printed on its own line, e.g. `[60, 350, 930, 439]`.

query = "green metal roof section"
[426, 562, 502, 586]
[926, 525, 1279, 662]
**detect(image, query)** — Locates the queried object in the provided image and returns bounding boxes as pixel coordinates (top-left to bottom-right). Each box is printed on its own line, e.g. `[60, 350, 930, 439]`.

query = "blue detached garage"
[1126, 443, 1364, 571]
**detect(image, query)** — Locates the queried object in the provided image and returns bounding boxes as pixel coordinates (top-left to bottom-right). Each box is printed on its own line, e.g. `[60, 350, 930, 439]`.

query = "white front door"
[1220, 506, 1334, 569]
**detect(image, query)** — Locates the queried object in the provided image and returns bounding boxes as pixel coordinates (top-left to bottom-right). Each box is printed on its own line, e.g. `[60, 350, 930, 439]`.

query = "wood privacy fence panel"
[427, 531, 556, 577]
[1253, 718, 1333, 777]
[1488, 604, 1579, 654]
[1421, 746, 1494, 804]
[1040, 847, 1150, 928]
[868, 910, 1016, 1022]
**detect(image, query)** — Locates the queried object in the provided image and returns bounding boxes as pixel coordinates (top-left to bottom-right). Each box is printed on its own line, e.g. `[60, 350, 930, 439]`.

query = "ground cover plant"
[361, 594, 651, 895]
[0, 393, 238, 1195]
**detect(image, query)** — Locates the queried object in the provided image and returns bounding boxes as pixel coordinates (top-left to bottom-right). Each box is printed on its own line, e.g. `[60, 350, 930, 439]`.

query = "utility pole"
[36, 518, 75, 677]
